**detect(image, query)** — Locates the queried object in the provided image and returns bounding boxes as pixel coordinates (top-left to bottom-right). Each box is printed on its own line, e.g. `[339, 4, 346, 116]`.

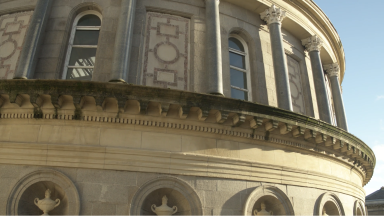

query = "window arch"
[62, 11, 102, 80]
[228, 36, 252, 101]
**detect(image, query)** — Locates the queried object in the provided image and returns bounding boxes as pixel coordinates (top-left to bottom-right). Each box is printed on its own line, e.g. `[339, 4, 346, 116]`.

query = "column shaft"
[309, 51, 332, 123]
[205, 0, 223, 95]
[330, 76, 348, 130]
[14, 0, 52, 79]
[269, 23, 292, 111]
[110, 0, 137, 83]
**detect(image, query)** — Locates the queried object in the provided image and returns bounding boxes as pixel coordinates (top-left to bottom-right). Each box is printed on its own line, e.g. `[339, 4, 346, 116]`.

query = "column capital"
[302, 35, 323, 52]
[324, 63, 340, 77]
[260, 5, 287, 25]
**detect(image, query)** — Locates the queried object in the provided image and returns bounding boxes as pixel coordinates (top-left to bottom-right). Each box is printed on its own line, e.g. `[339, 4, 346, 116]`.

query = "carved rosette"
[302, 35, 323, 52]
[260, 5, 287, 25]
[324, 63, 340, 77]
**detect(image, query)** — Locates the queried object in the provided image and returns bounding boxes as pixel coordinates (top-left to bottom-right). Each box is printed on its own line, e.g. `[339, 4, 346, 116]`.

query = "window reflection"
[64, 13, 101, 81]
[229, 37, 249, 101]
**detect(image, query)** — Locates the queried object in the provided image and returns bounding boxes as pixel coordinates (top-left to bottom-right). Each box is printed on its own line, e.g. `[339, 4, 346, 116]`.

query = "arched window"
[228, 36, 251, 100]
[62, 11, 102, 80]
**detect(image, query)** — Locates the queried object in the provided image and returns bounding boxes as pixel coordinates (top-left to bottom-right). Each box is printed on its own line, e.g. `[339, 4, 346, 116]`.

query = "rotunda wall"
[0, 117, 366, 199]
[0, 164, 364, 215]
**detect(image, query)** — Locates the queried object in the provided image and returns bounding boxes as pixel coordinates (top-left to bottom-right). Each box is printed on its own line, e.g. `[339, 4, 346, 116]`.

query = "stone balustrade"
[0, 80, 375, 185]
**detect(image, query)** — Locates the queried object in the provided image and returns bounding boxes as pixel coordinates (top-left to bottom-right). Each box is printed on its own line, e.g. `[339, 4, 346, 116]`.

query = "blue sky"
[314, 0, 384, 195]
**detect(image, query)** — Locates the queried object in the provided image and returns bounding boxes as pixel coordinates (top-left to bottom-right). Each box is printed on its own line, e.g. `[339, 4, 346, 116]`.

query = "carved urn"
[254, 202, 273, 215]
[34, 189, 60, 216]
[151, 195, 178, 216]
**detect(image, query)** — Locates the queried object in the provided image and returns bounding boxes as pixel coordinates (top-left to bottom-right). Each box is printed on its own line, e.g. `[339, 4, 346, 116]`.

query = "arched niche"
[353, 200, 366, 216]
[6, 169, 80, 215]
[130, 176, 203, 215]
[243, 185, 295, 216]
[314, 192, 345, 216]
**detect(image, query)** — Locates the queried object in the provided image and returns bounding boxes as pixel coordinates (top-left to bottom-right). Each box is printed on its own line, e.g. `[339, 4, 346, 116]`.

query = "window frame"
[62, 11, 102, 80]
[228, 35, 252, 101]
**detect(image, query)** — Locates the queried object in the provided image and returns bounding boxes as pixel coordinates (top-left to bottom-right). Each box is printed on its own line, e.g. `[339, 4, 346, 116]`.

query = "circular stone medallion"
[154, 41, 180, 64]
[0, 40, 17, 59]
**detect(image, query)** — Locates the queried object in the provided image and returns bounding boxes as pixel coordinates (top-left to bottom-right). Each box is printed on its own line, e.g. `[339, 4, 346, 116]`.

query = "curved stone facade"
[0, 0, 375, 215]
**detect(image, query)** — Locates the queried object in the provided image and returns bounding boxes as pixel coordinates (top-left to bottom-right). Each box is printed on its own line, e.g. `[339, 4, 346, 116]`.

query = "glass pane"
[230, 68, 247, 89]
[229, 38, 244, 51]
[77, 14, 101, 26]
[73, 30, 100, 45]
[230, 52, 245, 69]
[231, 88, 248, 100]
[66, 68, 93, 80]
[68, 48, 97, 67]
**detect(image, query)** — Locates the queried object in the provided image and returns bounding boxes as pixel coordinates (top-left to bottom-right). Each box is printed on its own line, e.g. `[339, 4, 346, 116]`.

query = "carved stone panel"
[0, 11, 33, 79]
[142, 12, 190, 90]
[287, 55, 305, 114]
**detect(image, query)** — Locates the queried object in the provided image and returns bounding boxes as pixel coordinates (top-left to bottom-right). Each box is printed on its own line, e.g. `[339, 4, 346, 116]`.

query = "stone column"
[110, 0, 137, 83]
[205, 0, 223, 95]
[324, 63, 348, 131]
[302, 36, 332, 124]
[13, 0, 52, 79]
[260, 5, 293, 111]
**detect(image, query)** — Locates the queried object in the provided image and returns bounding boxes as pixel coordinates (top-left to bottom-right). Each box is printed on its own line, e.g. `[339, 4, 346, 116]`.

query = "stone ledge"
[0, 79, 375, 185]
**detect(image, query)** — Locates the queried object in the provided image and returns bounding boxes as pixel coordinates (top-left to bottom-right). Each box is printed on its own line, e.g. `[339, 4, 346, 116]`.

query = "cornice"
[285, 0, 346, 82]
[0, 80, 376, 186]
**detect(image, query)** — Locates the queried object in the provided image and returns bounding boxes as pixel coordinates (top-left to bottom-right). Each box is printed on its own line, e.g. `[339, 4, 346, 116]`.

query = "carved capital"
[302, 35, 323, 52]
[324, 63, 340, 77]
[260, 5, 286, 25]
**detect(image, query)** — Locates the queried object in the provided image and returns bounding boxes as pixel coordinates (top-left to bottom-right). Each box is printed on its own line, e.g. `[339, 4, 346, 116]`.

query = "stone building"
[366, 187, 384, 215]
[0, 0, 376, 215]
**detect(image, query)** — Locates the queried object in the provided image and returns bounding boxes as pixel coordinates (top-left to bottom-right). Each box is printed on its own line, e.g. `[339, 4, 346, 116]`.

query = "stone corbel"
[316, 133, 327, 144]
[325, 137, 337, 146]
[333, 140, 345, 150]
[265, 120, 279, 132]
[279, 123, 292, 135]
[218, 111, 229, 124]
[304, 130, 317, 140]
[234, 114, 247, 127]
[292, 126, 305, 137]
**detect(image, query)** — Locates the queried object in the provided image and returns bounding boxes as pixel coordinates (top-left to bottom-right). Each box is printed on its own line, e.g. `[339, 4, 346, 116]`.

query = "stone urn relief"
[34, 189, 60, 216]
[151, 195, 178, 216]
[254, 202, 273, 215]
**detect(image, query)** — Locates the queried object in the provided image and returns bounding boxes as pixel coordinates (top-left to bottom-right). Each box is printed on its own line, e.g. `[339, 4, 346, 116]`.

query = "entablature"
[0, 80, 375, 185]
